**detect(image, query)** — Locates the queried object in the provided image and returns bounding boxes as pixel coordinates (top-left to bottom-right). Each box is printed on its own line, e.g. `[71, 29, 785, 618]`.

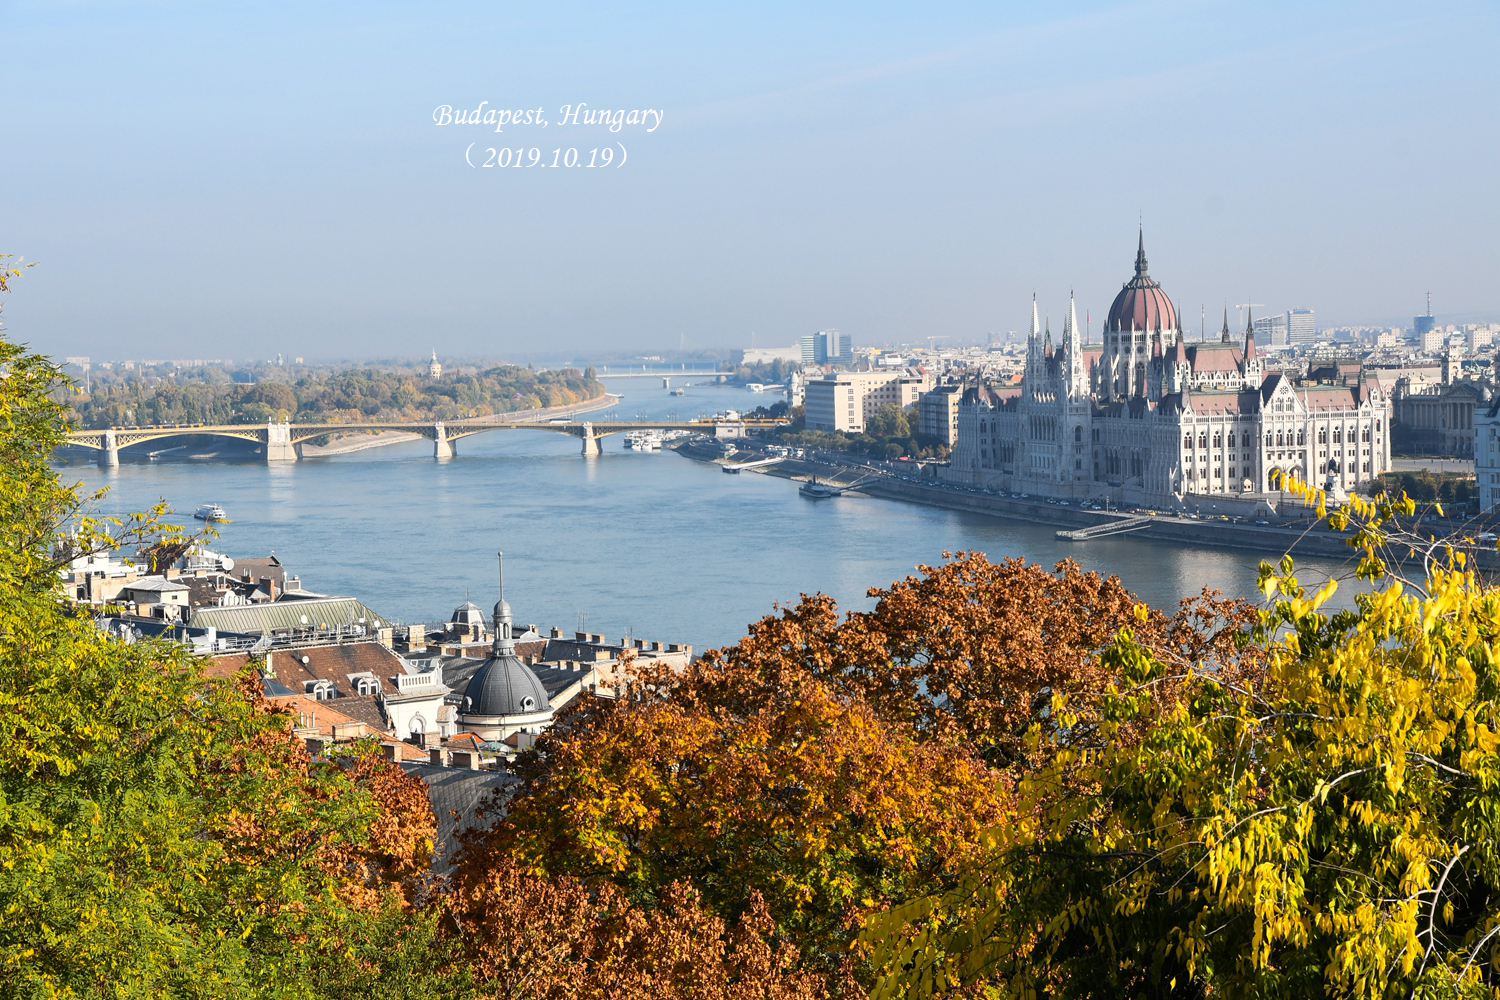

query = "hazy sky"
[5, 1, 1498, 361]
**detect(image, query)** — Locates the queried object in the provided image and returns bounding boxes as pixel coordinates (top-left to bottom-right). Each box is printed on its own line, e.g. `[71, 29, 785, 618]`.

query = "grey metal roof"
[399, 764, 517, 872]
[124, 575, 191, 593]
[459, 653, 551, 718]
[189, 597, 389, 635]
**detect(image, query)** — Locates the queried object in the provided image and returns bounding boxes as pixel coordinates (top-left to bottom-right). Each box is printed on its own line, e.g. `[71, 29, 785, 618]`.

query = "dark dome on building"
[1106, 230, 1177, 334]
[461, 651, 550, 718]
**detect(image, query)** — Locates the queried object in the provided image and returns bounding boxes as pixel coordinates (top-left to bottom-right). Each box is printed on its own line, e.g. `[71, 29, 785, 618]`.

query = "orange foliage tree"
[453, 553, 1260, 986]
[448, 861, 829, 999]
[681, 553, 1261, 764]
[458, 679, 1005, 971]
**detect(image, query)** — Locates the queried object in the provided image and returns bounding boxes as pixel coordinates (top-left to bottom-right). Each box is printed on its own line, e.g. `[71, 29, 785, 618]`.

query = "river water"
[61, 376, 1361, 653]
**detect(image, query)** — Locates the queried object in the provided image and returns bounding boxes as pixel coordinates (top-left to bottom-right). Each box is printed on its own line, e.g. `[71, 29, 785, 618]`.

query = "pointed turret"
[1135, 225, 1149, 278]
[1043, 319, 1053, 359]
[1067, 292, 1086, 398]
[491, 551, 514, 655]
[1242, 308, 1263, 387]
[1221, 306, 1231, 344]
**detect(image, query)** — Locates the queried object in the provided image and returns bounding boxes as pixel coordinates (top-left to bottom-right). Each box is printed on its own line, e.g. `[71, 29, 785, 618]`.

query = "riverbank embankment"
[677, 442, 1432, 567]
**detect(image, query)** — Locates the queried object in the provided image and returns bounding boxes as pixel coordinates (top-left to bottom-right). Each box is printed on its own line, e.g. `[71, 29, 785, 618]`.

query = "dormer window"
[354, 677, 379, 697]
[308, 680, 334, 701]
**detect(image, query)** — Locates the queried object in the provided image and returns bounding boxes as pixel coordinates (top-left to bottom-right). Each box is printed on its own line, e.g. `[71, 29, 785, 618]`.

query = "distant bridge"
[62, 417, 786, 466]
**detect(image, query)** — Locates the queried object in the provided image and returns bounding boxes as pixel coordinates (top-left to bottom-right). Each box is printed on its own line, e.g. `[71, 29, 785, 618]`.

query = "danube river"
[62, 376, 1361, 653]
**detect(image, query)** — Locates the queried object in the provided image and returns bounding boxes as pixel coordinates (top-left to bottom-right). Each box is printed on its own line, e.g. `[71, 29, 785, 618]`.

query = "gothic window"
[1074, 426, 1082, 443]
[1297, 430, 1305, 446]
[1362, 428, 1370, 442]
[1334, 428, 1343, 443]
[1266, 433, 1274, 448]
[1184, 434, 1192, 450]
[1318, 428, 1327, 444]
[1199, 433, 1208, 449]
[1214, 433, 1222, 448]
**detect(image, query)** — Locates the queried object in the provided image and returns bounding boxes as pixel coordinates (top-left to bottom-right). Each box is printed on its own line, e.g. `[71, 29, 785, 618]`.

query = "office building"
[799, 330, 852, 367]
[1287, 308, 1316, 345]
[1253, 313, 1288, 347]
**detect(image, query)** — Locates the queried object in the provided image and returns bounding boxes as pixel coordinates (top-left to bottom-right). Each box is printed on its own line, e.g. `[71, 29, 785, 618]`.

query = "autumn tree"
[459, 676, 1006, 973]
[864, 492, 1500, 998]
[448, 860, 830, 999]
[683, 554, 1260, 765]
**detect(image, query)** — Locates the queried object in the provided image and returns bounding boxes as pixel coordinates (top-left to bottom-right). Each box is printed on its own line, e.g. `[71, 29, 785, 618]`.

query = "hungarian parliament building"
[946, 234, 1391, 506]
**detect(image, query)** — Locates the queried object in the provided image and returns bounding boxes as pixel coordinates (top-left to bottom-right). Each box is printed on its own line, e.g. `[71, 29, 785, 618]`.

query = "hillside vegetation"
[67, 365, 604, 428]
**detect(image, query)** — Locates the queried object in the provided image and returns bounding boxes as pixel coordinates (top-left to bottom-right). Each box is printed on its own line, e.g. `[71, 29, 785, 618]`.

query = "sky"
[3, 0, 1498, 361]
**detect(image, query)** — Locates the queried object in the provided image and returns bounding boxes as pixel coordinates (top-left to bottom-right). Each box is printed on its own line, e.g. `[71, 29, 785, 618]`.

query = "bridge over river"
[64, 417, 786, 466]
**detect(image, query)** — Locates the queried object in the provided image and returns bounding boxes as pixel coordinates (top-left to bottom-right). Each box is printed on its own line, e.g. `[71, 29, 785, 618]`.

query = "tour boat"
[669, 387, 686, 396]
[193, 503, 231, 523]
[799, 478, 836, 499]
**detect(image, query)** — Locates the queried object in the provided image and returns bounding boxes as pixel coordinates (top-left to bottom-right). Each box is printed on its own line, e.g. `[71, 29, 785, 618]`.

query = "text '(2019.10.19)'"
[465, 144, 627, 169]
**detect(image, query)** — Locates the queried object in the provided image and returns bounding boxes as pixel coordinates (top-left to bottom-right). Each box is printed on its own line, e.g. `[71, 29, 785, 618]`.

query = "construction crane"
[925, 336, 949, 351]
[1234, 302, 1265, 332]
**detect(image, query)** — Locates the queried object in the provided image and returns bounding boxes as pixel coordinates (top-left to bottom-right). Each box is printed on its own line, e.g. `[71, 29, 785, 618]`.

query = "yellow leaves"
[1310, 577, 1339, 611]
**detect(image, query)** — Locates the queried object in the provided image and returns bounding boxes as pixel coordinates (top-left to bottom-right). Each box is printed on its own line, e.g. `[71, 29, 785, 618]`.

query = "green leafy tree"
[0, 274, 449, 997]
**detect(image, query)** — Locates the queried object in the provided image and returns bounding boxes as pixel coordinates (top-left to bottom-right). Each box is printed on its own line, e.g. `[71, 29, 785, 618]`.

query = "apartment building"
[805, 370, 932, 433]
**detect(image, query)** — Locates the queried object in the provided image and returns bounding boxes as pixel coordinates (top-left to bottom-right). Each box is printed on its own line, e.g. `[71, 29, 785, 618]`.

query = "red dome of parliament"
[1106, 231, 1177, 333]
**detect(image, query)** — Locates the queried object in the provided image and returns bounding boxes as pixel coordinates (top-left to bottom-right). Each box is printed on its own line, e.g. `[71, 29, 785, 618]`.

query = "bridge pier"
[433, 422, 454, 460]
[98, 428, 119, 468]
[264, 420, 299, 463]
[580, 422, 601, 457]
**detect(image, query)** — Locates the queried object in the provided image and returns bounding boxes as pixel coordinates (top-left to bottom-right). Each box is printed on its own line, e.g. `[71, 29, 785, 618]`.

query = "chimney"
[380, 742, 399, 762]
[429, 747, 449, 767]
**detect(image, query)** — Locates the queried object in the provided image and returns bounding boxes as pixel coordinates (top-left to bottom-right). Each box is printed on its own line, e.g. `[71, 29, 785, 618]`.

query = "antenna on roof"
[497, 551, 504, 604]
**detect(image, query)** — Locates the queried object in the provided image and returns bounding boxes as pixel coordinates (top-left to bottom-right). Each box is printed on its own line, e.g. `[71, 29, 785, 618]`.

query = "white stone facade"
[945, 239, 1391, 507]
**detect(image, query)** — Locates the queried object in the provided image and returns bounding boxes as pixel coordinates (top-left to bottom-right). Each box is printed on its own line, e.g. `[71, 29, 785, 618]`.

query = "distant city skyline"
[4, 1, 1498, 360]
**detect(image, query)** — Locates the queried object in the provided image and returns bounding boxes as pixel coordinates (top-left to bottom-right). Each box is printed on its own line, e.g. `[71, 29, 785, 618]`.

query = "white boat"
[669, 387, 686, 396]
[193, 503, 231, 523]
[623, 430, 663, 451]
[799, 478, 836, 499]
